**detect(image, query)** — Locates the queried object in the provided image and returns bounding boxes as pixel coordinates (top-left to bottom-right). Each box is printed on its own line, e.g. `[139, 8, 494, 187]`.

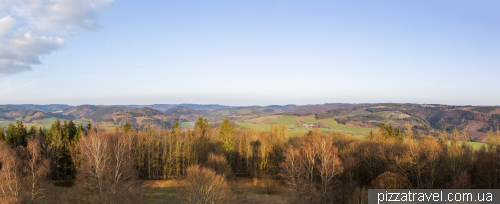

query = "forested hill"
[0, 103, 499, 142]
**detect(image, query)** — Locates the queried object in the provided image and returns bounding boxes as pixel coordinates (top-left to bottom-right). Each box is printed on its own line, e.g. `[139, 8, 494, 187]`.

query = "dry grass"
[293, 115, 314, 123]
[247, 115, 282, 124]
[490, 108, 500, 114]
[142, 178, 287, 204]
[399, 114, 410, 119]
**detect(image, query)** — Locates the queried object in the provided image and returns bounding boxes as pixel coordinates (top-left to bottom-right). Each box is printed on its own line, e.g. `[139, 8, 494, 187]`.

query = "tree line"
[1, 117, 500, 203]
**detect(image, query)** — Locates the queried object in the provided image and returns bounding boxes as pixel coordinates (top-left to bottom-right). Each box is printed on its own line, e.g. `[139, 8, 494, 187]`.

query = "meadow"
[238, 115, 378, 136]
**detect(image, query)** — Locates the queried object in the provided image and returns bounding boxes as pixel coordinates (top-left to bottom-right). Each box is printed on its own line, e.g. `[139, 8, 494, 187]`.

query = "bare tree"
[280, 147, 305, 203]
[0, 143, 23, 203]
[76, 129, 141, 203]
[315, 137, 343, 203]
[23, 138, 50, 203]
[183, 165, 234, 204]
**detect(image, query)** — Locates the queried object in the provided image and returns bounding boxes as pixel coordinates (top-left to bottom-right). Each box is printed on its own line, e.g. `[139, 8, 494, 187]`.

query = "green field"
[300, 118, 377, 134]
[445, 141, 485, 149]
[0, 121, 16, 127]
[376, 112, 391, 118]
[217, 110, 230, 116]
[467, 141, 485, 148]
[267, 115, 298, 125]
[349, 110, 371, 116]
[235, 122, 271, 131]
[99, 124, 116, 130]
[180, 122, 192, 128]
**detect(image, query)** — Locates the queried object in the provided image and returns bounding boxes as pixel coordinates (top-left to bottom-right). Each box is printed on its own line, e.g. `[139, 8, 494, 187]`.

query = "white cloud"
[0, 0, 113, 76]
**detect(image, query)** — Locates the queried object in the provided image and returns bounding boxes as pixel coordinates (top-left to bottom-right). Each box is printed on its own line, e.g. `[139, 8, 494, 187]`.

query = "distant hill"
[0, 104, 72, 112]
[0, 103, 498, 141]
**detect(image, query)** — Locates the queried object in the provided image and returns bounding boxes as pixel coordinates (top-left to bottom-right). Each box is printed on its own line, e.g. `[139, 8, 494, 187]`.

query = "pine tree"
[67, 118, 77, 140]
[378, 123, 387, 138]
[219, 119, 234, 153]
[194, 117, 210, 136]
[123, 122, 132, 133]
[387, 124, 395, 138]
[395, 128, 403, 142]
[5, 120, 28, 147]
[0, 127, 5, 141]
[172, 121, 180, 134]
[86, 120, 92, 132]
[368, 130, 374, 141]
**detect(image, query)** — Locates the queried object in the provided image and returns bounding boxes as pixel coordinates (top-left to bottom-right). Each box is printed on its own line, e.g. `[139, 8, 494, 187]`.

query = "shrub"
[183, 165, 234, 204]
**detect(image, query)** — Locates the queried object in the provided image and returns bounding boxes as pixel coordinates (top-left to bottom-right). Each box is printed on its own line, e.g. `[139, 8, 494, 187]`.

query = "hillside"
[0, 103, 498, 141]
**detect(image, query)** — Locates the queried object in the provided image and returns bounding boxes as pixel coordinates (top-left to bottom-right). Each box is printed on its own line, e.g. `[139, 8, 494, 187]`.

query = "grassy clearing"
[143, 178, 287, 204]
[300, 118, 376, 135]
[180, 122, 191, 128]
[467, 141, 485, 148]
[349, 110, 371, 116]
[99, 124, 116, 130]
[246, 115, 282, 124]
[0, 121, 16, 127]
[376, 112, 390, 118]
[37, 117, 60, 124]
[267, 115, 298, 125]
[445, 141, 484, 149]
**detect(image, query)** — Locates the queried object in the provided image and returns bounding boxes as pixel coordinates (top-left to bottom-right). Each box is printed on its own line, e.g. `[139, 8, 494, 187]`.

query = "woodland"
[1, 117, 500, 203]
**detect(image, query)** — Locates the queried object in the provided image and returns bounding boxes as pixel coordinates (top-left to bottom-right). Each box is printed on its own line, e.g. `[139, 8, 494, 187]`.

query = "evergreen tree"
[387, 124, 395, 138]
[219, 119, 234, 153]
[123, 122, 132, 133]
[195, 117, 210, 136]
[5, 120, 28, 147]
[378, 123, 388, 138]
[0, 127, 4, 141]
[395, 128, 402, 142]
[67, 118, 77, 140]
[74, 123, 83, 142]
[86, 120, 92, 132]
[172, 121, 180, 134]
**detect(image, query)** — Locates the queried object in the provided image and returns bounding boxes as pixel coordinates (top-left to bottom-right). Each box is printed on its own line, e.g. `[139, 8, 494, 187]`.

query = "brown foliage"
[205, 153, 233, 179]
[23, 138, 50, 203]
[183, 165, 234, 204]
[0, 142, 23, 203]
[370, 172, 411, 189]
[0, 139, 51, 204]
[75, 129, 141, 203]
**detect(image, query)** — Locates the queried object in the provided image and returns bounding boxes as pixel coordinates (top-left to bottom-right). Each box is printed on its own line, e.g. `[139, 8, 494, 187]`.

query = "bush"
[205, 153, 233, 179]
[183, 165, 234, 204]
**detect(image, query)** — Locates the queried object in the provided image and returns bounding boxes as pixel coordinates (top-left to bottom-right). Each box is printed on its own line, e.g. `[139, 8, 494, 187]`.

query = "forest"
[1, 117, 500, 203]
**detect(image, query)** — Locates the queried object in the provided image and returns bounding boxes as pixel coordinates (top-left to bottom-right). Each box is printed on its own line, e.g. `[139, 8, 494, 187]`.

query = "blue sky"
[0, 0, 499, 106]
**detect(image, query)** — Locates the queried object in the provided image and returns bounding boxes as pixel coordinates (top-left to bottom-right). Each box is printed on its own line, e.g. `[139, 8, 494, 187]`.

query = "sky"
[0, 0, 499, 106]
